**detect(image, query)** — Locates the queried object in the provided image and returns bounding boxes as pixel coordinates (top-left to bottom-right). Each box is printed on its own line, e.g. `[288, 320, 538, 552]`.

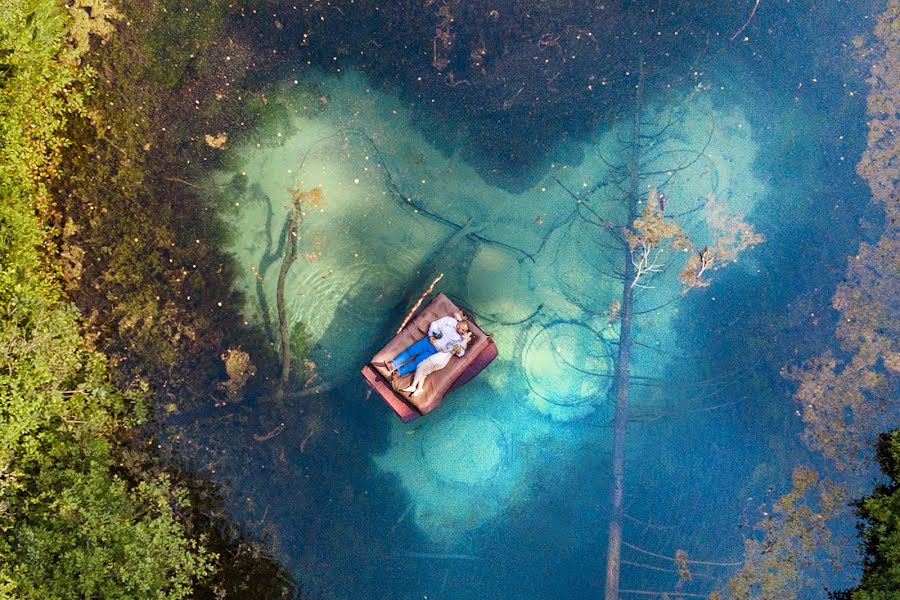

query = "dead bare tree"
[556, 59, 764, 599]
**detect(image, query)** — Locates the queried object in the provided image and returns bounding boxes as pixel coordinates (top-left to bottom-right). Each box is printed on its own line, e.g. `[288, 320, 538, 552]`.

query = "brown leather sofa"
[362, 293, 497, 421]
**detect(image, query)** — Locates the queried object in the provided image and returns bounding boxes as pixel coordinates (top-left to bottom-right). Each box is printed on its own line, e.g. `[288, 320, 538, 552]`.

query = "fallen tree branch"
[254, 188, 286, 342]
[253, 422, 285, 442]
[283, 382, 336, 399]
[623, 542, 743, 566]
[275, 197, 304, 399]
[620, 590, 708, 598]
[397, 273, 444, 334]
[163, 176, 209, 190]
[731, 0, 761, 40]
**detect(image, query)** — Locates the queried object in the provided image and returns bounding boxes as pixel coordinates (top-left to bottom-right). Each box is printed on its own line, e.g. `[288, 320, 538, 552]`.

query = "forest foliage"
[1, 0, 307, 596]
[0, 0, 214, 596]
[838, 430, 900, 599]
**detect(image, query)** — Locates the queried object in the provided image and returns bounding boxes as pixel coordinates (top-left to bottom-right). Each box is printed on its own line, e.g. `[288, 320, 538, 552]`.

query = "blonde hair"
[454, 331, 474, 354]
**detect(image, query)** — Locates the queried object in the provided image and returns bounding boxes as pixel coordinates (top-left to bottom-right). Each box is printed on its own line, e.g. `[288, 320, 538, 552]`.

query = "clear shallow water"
[168, 2, 884, 598]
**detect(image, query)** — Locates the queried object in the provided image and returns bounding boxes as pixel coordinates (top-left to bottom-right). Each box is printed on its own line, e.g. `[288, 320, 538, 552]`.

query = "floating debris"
[253, 422, 285, 442]
[204, 132, 228, 149]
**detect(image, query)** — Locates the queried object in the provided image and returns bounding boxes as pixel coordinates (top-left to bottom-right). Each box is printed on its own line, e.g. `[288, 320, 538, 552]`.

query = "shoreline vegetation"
[1, 0, 299, 596]
[0, 0, 212, 595]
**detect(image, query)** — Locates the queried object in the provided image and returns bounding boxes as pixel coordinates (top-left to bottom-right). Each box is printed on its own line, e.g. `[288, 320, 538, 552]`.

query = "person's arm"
[427, 318, 442, 338]
[454, 344, 466, 358]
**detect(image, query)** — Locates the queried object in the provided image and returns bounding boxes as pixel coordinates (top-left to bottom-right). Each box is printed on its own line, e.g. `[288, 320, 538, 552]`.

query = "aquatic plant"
[0, 0, 318, 594]
[626, 192, 692, 289]
[720, 1, 900, 596]
[679, 197, 765, 289]
[136, 0, 236, 89]
[788, 2, 900, 469]
[64, 0, 121, 62]
[220, 346, 257, 401]
[289, 321, 312, 364]
[247, 97, 298, 148]
[53, 0, 280, 407]
[717, 467, 845, 600]
[275, 187, 317, 398]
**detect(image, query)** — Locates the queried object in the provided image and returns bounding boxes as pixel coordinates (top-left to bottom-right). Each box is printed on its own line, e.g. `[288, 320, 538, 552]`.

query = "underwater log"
[275, 199, 303, 398]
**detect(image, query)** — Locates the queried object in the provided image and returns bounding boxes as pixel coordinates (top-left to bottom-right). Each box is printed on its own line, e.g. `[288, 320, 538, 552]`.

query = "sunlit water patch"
[374, 385, 544, 542]
[421, 412, 507, 484]
[522, 320, 615, 420]
[210, 69, 769, 546]
[464, 245, 536, 323]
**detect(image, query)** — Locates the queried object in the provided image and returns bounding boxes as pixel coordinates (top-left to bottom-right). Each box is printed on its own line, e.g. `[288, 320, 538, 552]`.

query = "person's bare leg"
[410, 374, 426, 396]
[402, 370, 426, 394]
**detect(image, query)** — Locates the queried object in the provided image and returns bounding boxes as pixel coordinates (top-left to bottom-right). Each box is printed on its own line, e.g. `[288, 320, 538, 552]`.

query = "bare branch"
[731, 0, 762, 40]
[624, 542, 743, 567]
[620, 590, 709, 598]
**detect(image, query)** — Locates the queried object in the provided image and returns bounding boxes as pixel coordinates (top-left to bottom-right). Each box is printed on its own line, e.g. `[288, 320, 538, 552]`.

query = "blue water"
[167, 1, 888, 598]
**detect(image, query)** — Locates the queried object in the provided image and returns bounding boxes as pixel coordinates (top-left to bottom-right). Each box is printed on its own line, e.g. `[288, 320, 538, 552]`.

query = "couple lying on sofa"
[376, 311, 473, 396]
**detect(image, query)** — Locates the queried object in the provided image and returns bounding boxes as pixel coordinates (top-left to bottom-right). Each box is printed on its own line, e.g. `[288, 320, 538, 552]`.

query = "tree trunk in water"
[275, 204, 301, 400]
[604, 59, 643, 600]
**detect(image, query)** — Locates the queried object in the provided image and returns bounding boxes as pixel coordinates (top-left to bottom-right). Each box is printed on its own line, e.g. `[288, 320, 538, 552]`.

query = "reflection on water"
[175, 3, 880, 596]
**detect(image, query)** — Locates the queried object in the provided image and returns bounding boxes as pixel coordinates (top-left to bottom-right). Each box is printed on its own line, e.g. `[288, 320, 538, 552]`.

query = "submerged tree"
[549, 59, 764, 598]
[274, 186, 315, 398]
[560, 65, 762, 600]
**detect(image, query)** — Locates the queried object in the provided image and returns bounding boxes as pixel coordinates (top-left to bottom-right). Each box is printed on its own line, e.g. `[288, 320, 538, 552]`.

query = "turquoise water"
[169, 1, 886, 598]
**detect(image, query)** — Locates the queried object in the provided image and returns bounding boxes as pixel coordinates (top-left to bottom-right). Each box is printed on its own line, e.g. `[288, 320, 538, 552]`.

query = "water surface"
[168, 2, 885, 597]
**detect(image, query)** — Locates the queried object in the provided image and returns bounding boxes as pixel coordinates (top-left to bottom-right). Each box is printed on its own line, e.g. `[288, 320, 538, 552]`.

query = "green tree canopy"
[1, 0, 214, 596]
[838, 431, 900, 600]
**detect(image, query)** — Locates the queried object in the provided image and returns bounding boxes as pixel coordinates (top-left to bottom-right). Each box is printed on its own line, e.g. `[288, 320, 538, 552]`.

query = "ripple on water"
[420, 412, 507, 485]
[523, 321, 614, 419]
[286, 264, 364, 338]
[283, 241, 428, 338]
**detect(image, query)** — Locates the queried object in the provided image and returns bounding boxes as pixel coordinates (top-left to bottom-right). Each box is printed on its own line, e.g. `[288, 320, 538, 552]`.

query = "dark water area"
[161, 1, 890, 598]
